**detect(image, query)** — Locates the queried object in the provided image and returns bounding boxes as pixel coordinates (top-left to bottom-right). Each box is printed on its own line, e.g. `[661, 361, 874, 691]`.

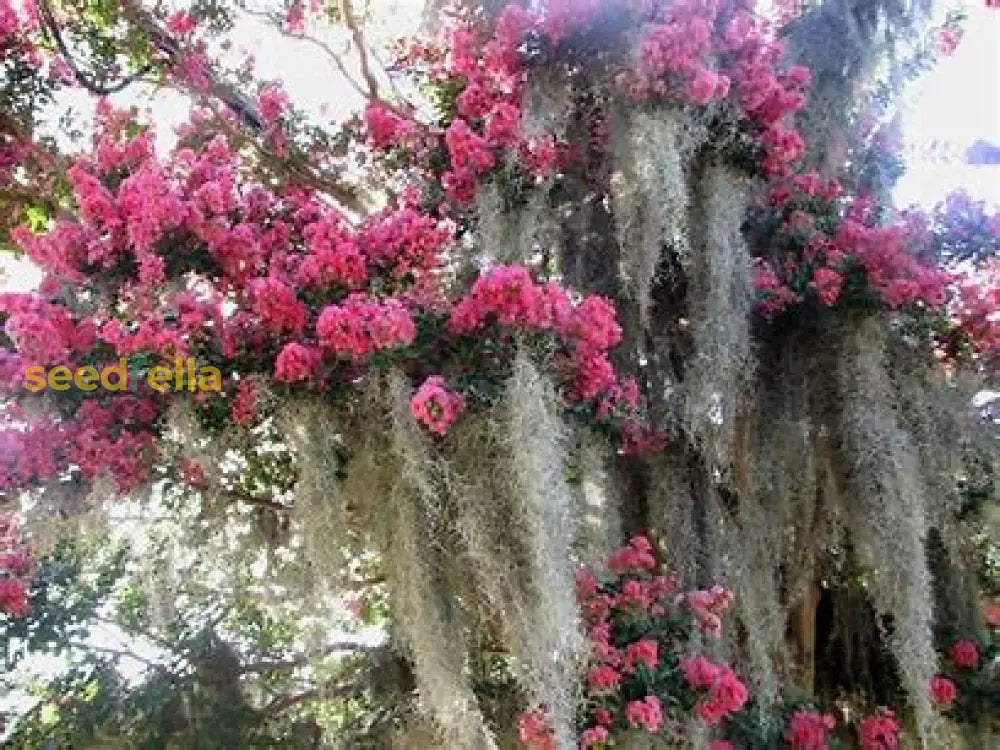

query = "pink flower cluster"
[249, 278, 308, 336]
[274, 343, 322, 383]
[3, 100, 659, 500]
[316, 295, 416, 360]
[681, 656, 749, 725]
[929, 675, 958, 707]
[686, 585, 735, 638]
[578, 725, 610, 749]
[951, 264, 1000, 366]
[950, 640, 980, 670]
[375, 4, 586, 205]
[409, 376, 465, 435]
[517, 710, 556, 750]
[628, 0, 811, 175]
[165, 10, 199, 37]
[363, 103, 416, 150]
[230, 378, 259, 425]
[784, 709, 837, 750]
[0, 514, 31, 617]
[835, 211, 951, 310]
[986, 601, 1000, 628]
[753, 175, 953, 317]
[448, 265, 636, 410]
[0, 0, 37, 45]
[857, 707, 900, 750]
[606, 534, 657, 573]
[625, 695, 664, 733]
[566, 536, 749, 748]
[1, 292, 95, 367]
[0, 395, 157, 495]
[0, 576, 28, 617]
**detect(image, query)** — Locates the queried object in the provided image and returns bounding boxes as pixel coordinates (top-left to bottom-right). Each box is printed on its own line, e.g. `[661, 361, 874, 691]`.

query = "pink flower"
[586, 665, 620, 694]
[494, 3, 536, 45]
[625, 639, 659, 672]
[579, 726, 610, 748]
[166, 11, 198, 36]
[442, 168, 477, 204]
[936, 24, 962, 56]
[445, 118, 496, 173]
[485, 102, 521, 147]
[882, 278, 920, 308]
[811, 267, 843, 306]
[575, 567, 599, 600]
[929, 675, 958, 707]
[618, 579, 652, 610]
[625, 695, 663, 733]
[449, 265, 545, 332]
[785, 710, 836, 750]
[686, 67, 719, 105]
[518, 711, 556, 750]
[682, 656, 721, 689]
[858, 708, 900, 750]
[563, 295, 623, 355]
[985, 602, 1000, 628]
[364, 103, 413, 150]
[231, 379, 258, 426]
[317, 296, 416, 360]
[179, 458, 207, 488]
[410, 376, 465, 435]
[683, 657, 747, 726]
[457, 83, 495, 120]
[0, 577, 29, 617]
[710, 743, 735, 750]
[274, 343, 321, 383]
[258, 85, 290, 123]
[687, 586, 734, 638]
[950, 640, 980, 670]
[589, 621, 621, 665]
[249, 277, 307, 335]
[523, 133, 560, 177]
[606, 535, 657, 573]
[0, 550, 31, 577]
[703, 668, 748, 724]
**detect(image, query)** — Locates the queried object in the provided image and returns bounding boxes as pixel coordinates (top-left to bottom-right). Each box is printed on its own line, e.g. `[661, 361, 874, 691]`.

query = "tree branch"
[240, 642, 371, 674]
[261, 681, 358, 715]
[68, 640, 165, 670]
[339, 0, 380, 100]
[36, 0, 155, 96]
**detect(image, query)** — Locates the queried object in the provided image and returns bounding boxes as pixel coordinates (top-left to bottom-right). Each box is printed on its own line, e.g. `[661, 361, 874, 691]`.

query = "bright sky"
[895, 3, 1000, 208]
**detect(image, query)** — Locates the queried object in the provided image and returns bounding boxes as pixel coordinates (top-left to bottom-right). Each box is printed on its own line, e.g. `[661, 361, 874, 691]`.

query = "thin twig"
[68, 640, 164, 669]
[240, 641, 371, 674]
[339, 0, 380, 100]
[36, 0, 155, 95]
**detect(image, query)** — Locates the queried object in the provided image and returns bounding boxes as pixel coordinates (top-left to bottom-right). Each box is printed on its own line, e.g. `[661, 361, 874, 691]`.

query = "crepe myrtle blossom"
[950, 640, 980, 670]
[410, 376, 466, 435]
[929, 675, 958, 707]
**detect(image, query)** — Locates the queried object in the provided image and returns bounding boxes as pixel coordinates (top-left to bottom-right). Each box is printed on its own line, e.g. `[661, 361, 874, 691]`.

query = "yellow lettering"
[48, 366, 72, 391]
[198, 367, 222, 392]
[24, 366, 47, 392]
[147, 366, 172, 392]
[101, 359, 128, 391]
[74, 366, 99, 391]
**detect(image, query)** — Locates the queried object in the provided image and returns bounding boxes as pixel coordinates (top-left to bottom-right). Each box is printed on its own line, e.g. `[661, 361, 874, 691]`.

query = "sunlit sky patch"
[895, 3, 1000, 207]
